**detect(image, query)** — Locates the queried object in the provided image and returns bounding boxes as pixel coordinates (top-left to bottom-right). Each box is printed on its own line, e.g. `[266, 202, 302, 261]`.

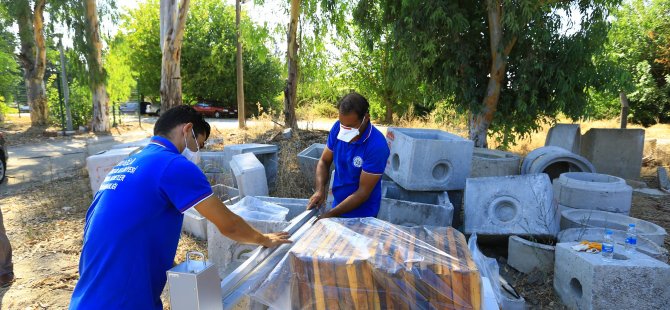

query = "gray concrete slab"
[560, 209, 667, 246]
[545, 124, 581, 153]
[470, 147, 521, 178]
[507, 235, 555, 274]
[554, 242, 670, 310]
[658, 166, 670, 191]
[552, 172, 632, 214]
[183, 208, 208, 240]
[198, 151, 227, 173]
[580, 129, 645, 180]
[558, 228, 668, 262]
[521, 146, 595, 180]
[385, 127, 473, 190]
[378, 181, 454, 227]
[297, 143, 333, 189]
[230, 153, 269, 197]
[223, 144, 279, 190]
[464, 174, 559, 237]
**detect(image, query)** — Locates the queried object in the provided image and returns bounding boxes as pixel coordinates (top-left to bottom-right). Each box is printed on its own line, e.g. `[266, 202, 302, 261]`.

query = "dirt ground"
[0, 116, 669, 309]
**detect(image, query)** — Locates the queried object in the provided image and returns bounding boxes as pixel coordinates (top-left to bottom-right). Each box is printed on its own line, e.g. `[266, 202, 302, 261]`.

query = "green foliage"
[106, 35, 135, 105]
[121, 0, 284, 114]
[591, 0, 670, 125]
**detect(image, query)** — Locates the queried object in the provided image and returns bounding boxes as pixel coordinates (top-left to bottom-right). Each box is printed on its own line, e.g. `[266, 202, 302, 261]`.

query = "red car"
[192, 102, 237, 118]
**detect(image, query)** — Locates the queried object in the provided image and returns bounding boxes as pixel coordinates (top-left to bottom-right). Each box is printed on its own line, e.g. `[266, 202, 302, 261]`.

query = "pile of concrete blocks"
[223, 144, 279, 190]
[580, 128, 645, 180]
[560, 209, 667, 246]
[385, 127, 473, 191]
[470, 147, 521, 178]
[207, 196, 308, 279]
[230, 153, 269, 197]
[297, 143, 334, 189]
[554, 242, 670, 310]
[545, 124, 581, 153]
[378, 181, 454, 227]
[507, 235, 556, 274]
[521, 146, 595, 180]
[553, 172, 633, 215]
[464, 174, 560, 238]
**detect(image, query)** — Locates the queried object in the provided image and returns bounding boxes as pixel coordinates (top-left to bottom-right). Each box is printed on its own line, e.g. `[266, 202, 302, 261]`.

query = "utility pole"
[56, 34, 73, 131]
[236, 0, 246, 129]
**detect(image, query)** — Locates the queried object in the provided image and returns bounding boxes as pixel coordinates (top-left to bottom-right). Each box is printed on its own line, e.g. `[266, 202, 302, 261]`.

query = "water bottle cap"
[629, 223, 635, 227]
[605, 229, 613, 234]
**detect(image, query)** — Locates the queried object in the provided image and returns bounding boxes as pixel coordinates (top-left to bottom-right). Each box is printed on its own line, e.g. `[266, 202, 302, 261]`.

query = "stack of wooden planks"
[287, 218, 481, 310]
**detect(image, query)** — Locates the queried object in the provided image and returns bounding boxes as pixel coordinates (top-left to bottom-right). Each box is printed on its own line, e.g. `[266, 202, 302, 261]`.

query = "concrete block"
[378, 181, 454, 227]
[204, 172, 235, 187]
[545, 124, 581, 153]
[198, 151, 227, 173]
[501, 289, 526, 310]
[558, 228, 668, 263]
[470, 148, 521, 178]
[560, 209, 667, 246]
[297, 143, 334, 189]
[211, 184, 240, 204]
[580, 129, 645, 180]
[554, 242, 670, 310]
[85, 147, 140, 194]
[230, 153, 269, 197]
[464, 174, 559, 237]
[182, 208, 207, 240]
[658, 166, 670, 191]
[206, 196, 306, 279]
[223, 144, 279, 190]
[282, 128, 292, 139]
[325, 170, 335, 208]
[552, 172, 632, 215]
[521, 146, 595, 180]
[507, 235, 555, 274]
[385, 127, 474, 191]
[633, 188, 669, 197]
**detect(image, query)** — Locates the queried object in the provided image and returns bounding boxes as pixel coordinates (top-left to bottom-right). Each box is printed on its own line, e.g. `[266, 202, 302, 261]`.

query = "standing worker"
[70, 105, 291, 309]
[306, 92, 390, 218]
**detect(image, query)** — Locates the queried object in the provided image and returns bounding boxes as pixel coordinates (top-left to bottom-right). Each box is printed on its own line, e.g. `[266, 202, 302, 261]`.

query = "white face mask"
[337, 118, 365, 143]
[182, 128, 201, 165]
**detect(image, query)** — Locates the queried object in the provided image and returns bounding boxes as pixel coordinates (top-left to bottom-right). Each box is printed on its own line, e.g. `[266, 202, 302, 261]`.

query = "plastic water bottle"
[625, 223, 637, 253]
[602, 230, 614, 261]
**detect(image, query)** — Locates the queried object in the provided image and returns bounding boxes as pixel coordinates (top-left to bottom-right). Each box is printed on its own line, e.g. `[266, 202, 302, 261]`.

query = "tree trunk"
[16, 0, 48, 126]
[84, 0, 110, 132]
[236, 0, 245, 129]
[469, 0, 516, 148]
[283, 0, 300, 130]
[160, 0, 190, 112]
[384, 95, 393, 124]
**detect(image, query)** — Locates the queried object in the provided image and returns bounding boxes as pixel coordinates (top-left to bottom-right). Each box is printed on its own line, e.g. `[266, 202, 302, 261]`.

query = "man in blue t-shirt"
[69, 105, 291, 310]
[306, 92, 390, 218]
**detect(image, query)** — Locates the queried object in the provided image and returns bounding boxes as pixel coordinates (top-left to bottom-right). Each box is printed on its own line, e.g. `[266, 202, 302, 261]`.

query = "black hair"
[337, 92, 369, 120]
[154, 105, 211, 139]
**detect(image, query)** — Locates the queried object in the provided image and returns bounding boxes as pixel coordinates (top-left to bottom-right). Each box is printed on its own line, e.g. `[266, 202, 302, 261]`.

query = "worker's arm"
[194, 195, 291, 247]
[306, 147, 334, 209]
[319, 171, 381, 218]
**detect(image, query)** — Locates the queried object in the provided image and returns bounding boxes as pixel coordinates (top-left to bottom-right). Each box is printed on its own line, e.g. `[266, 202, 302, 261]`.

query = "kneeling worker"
[307, 92, 390, 218]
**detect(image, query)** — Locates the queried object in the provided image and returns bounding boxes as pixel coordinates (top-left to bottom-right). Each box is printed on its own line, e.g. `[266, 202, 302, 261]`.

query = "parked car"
[119, 101, 139, 113]
[0, 132, 7, 184]
[17, 103, 30, 113]
[192, 102, 237, 118]
[143, 102, 161, 116]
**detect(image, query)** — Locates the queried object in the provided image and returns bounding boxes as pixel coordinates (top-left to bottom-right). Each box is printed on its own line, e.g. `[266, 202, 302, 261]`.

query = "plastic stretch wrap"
[229, 196, 289, 222]
[250, 217, 482, 309]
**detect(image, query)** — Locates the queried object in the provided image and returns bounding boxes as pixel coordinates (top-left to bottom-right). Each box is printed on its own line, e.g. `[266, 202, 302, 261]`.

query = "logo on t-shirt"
[353, 156, 363, 168]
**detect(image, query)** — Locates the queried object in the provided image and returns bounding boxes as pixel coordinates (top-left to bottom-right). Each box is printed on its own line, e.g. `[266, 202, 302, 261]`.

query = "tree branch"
[172, 0, 190, 46]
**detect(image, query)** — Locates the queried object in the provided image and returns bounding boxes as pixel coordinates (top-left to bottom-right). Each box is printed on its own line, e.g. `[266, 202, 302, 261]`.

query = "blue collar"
[150, 136, 180, 154]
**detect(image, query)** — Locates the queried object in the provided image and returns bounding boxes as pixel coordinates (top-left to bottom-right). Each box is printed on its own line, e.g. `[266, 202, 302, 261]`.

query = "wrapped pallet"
[251, 218, 481, 310]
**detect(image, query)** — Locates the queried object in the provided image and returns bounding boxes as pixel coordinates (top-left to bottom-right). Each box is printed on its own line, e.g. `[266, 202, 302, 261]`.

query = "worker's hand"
[260, 232, 292, 248]
[306, 191, 326, 210]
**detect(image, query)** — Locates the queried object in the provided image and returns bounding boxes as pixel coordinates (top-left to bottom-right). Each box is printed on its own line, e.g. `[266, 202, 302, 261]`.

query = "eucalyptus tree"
[159, 0, 190, 111]
[352, 0, 620, 147]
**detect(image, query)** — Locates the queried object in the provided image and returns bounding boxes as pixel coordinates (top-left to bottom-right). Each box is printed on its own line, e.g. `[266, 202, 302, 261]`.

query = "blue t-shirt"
[70, 136, 213, 310]
[327, 120, 390, 217]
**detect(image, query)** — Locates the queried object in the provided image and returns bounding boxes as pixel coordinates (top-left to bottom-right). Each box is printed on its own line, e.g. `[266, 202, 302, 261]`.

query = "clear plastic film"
[250, 217, 482, 310]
